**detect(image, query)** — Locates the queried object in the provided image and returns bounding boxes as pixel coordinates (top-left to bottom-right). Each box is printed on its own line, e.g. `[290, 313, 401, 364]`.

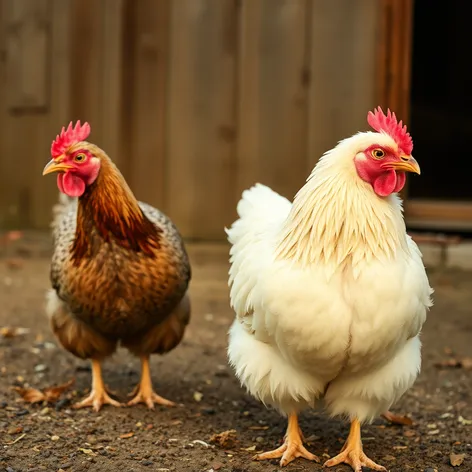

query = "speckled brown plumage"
[46, 143, 191, 409]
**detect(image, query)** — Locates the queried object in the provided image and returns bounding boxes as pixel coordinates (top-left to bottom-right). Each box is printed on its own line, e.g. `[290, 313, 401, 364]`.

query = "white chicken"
[227, 107, 433, 471]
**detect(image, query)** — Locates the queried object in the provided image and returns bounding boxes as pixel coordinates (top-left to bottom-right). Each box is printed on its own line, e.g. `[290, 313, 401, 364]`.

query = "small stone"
[59, 462, 73, 469]
[51, 435, 60, 441]
[141, 460, 153, 466]
[256, 436, 265, 443]
[34, 364, 48, 373]
[55, 398, 70, 410]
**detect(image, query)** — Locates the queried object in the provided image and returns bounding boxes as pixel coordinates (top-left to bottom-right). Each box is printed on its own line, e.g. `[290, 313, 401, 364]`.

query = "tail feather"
[226, 183, 291, 246]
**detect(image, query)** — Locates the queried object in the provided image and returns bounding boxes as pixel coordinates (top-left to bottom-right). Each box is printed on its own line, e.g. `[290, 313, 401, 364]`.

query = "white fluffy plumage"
[227, 131, 433, 425]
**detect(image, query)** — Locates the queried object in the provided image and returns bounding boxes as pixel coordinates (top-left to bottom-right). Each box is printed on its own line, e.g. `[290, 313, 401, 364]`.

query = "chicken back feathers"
[227, 119, 433, 423]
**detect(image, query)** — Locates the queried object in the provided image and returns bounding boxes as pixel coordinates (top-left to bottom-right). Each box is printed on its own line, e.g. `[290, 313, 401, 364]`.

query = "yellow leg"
[254, 413, 319, 467]
[127, 356, 176, 409]
[74, 359, 122, 412]
[324, 419, 386, 472]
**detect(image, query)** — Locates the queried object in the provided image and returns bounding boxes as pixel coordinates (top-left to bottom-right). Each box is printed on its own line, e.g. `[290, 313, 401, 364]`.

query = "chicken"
[42, 121, 191, 411]
[226, 107, 433, 471]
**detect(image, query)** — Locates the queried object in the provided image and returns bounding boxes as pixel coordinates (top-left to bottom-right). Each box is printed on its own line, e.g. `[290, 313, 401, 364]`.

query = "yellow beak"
[42, 159, 73, 176]
[389, 156, 421, 175]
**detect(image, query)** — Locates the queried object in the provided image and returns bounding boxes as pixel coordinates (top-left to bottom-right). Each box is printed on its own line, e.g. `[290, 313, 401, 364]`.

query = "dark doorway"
[408, 0, 471, 201]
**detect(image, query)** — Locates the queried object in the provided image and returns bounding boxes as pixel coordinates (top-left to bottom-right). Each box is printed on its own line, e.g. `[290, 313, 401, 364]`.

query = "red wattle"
[394, 171, 406, 193]
[373, 170, 398, 197]
[58, 172, 86, 197]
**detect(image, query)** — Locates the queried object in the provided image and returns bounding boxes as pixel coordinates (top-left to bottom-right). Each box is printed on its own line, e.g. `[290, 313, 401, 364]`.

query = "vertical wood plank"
[307, 0, 379, 170]
[375, 0, 414, 200]
[0, 0, 25, 227]
[125, 0, 170, 208]
[4, 0, 49, 110]
[167, 0, 238, 239]
[69, 0, 104, 142]
[0, 0, 70, 229]
[100, 0, 125, 169]
[237, 0, 309, 201]
[376, 0, 413, 119]
[30, 0, 73, 227]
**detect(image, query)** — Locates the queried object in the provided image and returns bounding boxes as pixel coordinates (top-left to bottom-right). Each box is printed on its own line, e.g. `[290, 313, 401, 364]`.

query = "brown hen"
[43, 121, 191, 411]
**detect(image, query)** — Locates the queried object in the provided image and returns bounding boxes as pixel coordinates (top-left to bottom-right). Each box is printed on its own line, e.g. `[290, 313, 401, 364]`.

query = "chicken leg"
[324, 419, 386, 472]
[127, 355, 176, 409]
[74, 359, 122, 411]
[254, 413, 319, 467]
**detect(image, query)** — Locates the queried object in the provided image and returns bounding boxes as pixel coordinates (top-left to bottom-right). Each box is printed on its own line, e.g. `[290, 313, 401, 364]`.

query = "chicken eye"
[74, 153, 86, 163]
[371, 149, 385, 159]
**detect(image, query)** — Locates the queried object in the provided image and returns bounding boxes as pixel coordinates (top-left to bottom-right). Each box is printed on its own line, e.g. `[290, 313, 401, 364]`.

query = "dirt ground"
[0, 233, 471, 472]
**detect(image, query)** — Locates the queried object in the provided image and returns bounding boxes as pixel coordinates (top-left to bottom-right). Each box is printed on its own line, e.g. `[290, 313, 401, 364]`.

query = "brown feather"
[49, 294, 117, 360]
[48, 143, 191, 360]
[122, 293, 190, 356]
[71, 153, 162, 264]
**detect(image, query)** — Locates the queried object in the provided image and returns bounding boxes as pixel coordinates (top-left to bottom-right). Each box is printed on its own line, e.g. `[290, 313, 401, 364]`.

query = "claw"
[254, 414, 319, 467]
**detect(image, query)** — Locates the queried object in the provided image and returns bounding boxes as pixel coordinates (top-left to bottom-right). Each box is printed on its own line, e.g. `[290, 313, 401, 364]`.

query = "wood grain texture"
[307, 0, 379, 170]
[237, 0, 309, 202]
[166, 0, 238, 239]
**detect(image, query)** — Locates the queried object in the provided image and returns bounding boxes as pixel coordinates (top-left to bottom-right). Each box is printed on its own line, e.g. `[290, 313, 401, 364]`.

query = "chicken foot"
[254, 413, 319, 467]
[324, 418, 386, 472]
[127, 355, 176, 409]
[74, 359, 122, 412]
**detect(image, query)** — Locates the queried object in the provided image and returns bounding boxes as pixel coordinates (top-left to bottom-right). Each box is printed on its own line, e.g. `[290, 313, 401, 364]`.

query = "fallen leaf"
[13, 379, 74, 404]
[0, 231, 23, 244]
[382, 411, 413, 426]
[39, 378, 74, 402]
[434, 357, 472, 370]
[6, 258, 24, 270]
[7, 426, 23, 435]
[450, 453, 466, 467]
[0, 327, 30, 338]
[13, 387, 46, 403]
[209, 429, 238, 448]
[119, 432, 135, 439]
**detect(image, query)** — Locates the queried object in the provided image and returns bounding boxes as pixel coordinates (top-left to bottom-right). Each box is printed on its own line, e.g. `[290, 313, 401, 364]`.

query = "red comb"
[367, 107, 413, 155]
[51, 121, 91, 157]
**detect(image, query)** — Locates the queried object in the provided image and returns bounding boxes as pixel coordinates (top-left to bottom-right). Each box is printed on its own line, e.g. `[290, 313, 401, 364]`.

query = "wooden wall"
[0, 0, 382, 239]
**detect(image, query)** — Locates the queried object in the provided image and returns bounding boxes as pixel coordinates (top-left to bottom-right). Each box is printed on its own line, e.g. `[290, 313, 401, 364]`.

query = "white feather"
[227, 132, 433, 423]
